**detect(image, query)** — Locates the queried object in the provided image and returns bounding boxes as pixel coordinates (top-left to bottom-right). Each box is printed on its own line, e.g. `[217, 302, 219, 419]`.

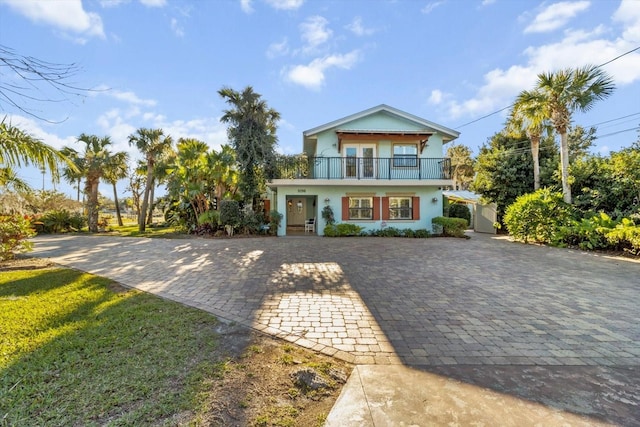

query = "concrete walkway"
[29, 233, 640, 426]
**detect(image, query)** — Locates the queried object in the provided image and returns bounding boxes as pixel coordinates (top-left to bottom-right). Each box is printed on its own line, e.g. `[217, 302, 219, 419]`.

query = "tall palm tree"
[507, 89, 551, 191]
[209, 144, 238, 201]
[219, 86, 280, 210]
[63, 134, 112, 232]
[128, 128, 173, 232]
[102, 151, 129, 226]
[535, 65, 615, 203]
[60, 146, 85, 201]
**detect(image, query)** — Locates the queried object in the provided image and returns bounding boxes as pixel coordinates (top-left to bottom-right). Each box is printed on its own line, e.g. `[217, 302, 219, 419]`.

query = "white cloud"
[481, 0, 497, 6]
[265, 0, 304, 10]
[171, 18, 185, 37]
[240, 0, 254, 13]
[267, 38, 290, 58]
[524, 1, 590, 34]
[438, 5, 640, 120]
[346, 16, 375, 36]
[5, 115, 76, 150]
[100, 0, 129, 7]
[428, 89, 444, 105]
[300, 16, 333, 53]
[422, 1, 444, 14]
[139, 0, 167, 7]
[97, 88, 157, 107]
[0, 0, 105, 39]
[613, 0, 640, 42]
[285, 50, 361, 90]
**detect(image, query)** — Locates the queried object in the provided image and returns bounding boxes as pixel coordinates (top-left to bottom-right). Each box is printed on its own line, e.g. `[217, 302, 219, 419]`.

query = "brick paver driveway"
[30, 233, 640, 424]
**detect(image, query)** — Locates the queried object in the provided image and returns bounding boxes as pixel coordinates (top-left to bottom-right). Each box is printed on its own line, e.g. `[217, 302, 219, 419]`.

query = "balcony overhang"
[335, 130, 433, 154]
[268, 179, 453, 189]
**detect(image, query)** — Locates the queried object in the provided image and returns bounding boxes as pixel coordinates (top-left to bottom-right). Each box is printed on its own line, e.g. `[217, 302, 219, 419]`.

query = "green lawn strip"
[108, 224, 188, 239]
[0, 268, 221, 426]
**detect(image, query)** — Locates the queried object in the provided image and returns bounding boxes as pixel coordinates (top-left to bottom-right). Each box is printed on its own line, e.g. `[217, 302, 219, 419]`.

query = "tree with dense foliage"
[219, 86, 280, 210]
[506, 89, 551, 190]
[102, 151, 129, 226]
[471, 131, 559, 220]
[128, 128, 173, 232]
[535, 65, 615, 203]
[446, 144, 475, 190]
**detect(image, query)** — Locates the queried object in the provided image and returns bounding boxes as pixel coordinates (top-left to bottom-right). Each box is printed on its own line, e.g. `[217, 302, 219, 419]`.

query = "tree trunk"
[113, 182, 123, 227]
[139, 164, 154, 232]
[87, 178, 100, 233]
[76, 177, 81, 201]
[531, 137, 540, 191]
[559, 132, 572, 203]
[146, 182, 155, 225]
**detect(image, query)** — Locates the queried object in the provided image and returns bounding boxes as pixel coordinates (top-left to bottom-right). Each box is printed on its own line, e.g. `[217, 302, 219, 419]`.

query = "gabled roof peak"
[303, 104, 460, 141]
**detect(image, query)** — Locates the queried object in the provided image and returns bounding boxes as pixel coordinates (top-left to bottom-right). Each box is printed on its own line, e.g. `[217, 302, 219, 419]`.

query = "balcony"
[268, 156, 451, 181]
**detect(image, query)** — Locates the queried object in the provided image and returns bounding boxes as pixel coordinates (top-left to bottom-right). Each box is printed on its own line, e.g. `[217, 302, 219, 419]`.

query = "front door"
[344, 144, 376, 179]
[286, 198, 307, 226]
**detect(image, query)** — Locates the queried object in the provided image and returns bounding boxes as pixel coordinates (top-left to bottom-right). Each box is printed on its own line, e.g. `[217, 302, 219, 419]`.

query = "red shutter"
[263, 199, 271, 220]
[373, 197, 380, 220]
[412, 196, 420, 220]
[382, 197, 390, 220]
[342, 197, 350, 220]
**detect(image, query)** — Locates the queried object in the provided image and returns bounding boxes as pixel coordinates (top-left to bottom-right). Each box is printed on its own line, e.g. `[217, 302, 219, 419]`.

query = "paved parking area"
[29, 233, 640, 424]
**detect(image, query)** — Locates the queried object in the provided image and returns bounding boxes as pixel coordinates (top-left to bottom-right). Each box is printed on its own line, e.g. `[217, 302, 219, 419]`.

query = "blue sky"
[1, 0, 639, 198]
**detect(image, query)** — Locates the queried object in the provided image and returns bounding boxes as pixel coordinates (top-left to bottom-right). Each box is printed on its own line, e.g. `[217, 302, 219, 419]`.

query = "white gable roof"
[303, 104, 460, 141]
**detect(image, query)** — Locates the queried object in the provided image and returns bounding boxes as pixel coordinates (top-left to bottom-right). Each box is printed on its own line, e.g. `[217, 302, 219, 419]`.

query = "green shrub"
[402, 228, 415, 238]
[448, 203, 471, 225]
[556, 212, 615, 250]
[504, 189, 572, 243]
[0, 214, 36, 260]
[241, 210, 264, 234]
[40, 210, 86, 233]
[269, 210, 283, 235]
[323, 224, 337, 237]
[432, 216, 468, 238]
[605, 218, 640, 255]
[414, 229, 431, 238]
[197, 210, 219, 226]
[219, 200, 241, 234]
[323, 223, 363, 237]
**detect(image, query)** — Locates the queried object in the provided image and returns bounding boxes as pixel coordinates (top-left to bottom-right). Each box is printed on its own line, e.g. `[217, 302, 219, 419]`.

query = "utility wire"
[454, 46, 640, 130]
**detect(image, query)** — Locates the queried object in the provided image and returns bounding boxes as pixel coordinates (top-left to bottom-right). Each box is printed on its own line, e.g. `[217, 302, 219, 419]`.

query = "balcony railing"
[269, 156, 451, 180]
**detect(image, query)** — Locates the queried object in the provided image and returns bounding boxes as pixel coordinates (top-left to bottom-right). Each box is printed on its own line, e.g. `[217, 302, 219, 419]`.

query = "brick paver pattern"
[30, 234, 640, 367]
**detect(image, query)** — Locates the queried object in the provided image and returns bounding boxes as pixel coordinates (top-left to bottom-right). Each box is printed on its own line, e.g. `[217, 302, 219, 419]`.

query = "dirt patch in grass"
[201, 321, 352, 427]
[0, 255, 55, 271]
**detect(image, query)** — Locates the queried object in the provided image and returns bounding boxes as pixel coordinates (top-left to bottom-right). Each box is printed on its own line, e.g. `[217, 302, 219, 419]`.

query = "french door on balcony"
[344, 144, 376, 179]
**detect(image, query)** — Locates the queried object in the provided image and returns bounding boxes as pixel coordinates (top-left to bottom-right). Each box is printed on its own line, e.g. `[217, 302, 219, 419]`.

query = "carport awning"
[443, 190, 482, 204]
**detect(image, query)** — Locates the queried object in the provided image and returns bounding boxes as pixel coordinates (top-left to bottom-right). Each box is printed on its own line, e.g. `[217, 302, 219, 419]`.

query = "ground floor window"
[389, 197, 412, 219]
[349, 197, 373, 219]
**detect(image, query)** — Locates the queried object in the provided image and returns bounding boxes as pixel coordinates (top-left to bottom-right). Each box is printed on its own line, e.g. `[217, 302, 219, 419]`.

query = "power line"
[454, 46, 640, 130]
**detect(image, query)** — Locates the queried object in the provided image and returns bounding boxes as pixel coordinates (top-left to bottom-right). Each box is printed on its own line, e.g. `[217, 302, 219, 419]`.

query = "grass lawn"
[0, 266, 221, 426]
[108, 223, 188, 238]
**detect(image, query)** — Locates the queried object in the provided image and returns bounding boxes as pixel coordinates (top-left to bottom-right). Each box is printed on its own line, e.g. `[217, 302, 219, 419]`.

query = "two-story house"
[268, 104, 460, 236]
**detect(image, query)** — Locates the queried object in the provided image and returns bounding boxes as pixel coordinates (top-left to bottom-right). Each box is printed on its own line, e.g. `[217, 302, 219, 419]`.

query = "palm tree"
[102, 151, 129, 226]
[63, 134, 112, 232]
[0, 166, 31, 193]
[60, 146, 85, 201]
[507, 89, 551, 191]
[219, 86, 280, 210]
[1, 119, 72, 184]
[535, 65, 615, 203]
[128, 128, 173, 232]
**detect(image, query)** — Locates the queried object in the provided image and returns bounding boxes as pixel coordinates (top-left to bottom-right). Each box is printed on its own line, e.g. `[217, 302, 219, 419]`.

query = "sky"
[1, 0, 639, 199]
